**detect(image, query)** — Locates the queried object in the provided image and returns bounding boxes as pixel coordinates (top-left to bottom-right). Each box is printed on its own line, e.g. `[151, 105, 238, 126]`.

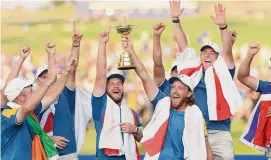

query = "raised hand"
[66, 54, 78, 73]
[153, 23, 165, 36]
[169, 0, 184, 20]
[247, 43, 260, 57]
[45, 42, 56, 56]
[99, 27, 111, 44]
[229, 30, 237, 45]
[46, 65, 62, 85]
[210, 3, 227, 28]
[121, 35, 133, 52]
[20, 46, 31, 60]
[72, 20, 83, 46]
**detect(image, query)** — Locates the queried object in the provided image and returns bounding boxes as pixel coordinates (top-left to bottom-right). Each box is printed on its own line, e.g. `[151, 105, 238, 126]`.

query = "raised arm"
[66, 21, 83, 90]
[153, 23, 166, 86]
[93, 28, 110, 97]
[170, 0, 188, 52]
[210, 3, 235, 68]
[16, 59, 58, 124]
[121, 36, 158, 101]
[1, 46, 31, 108]
[237, 44, 260, 91]
[45, 42, 56, 79]
[42, 55, 78, 111]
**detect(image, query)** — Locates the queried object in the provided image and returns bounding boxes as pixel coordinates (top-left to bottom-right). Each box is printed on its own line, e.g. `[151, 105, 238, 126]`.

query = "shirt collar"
[7, 102, 21, 109]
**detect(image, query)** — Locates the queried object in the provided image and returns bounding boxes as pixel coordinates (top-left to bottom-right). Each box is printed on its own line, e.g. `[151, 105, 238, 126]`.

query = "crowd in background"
[1, 34, 271, 126]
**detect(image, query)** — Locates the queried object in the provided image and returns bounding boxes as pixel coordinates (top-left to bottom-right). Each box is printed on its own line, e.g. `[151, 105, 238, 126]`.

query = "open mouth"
[112, 91, 120, 95]
[205, 59, 212, 63]
[172, 94, 180, 100]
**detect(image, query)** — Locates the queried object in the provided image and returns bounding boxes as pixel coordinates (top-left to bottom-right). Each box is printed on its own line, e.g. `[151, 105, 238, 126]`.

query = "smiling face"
[106, 78, 124, 104]
[170, 80, 193, 110]
[200, 47, 218, 71]
[16, 86, 33, 104]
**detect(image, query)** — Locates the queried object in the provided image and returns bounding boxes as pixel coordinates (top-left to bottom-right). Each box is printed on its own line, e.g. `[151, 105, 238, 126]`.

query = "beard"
[170, 96, 186, 109]
[108, 92, 124, 104]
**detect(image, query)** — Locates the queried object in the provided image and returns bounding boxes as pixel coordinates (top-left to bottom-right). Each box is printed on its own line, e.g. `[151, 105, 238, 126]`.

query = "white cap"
[107, 69, 125, 83]
[169, 74, 194, 91]
[200, 42, 221, 55]
[36, 65, 48, 79]
[4, 76, 34, 102]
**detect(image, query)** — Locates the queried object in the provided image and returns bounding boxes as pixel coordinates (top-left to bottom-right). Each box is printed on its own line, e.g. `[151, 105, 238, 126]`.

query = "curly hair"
[187, 92, 197, 106]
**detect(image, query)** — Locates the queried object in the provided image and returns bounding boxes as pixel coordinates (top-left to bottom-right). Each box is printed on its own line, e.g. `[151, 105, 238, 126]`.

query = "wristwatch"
[220, 25, 227, 30]
[172, 19, 180, 23]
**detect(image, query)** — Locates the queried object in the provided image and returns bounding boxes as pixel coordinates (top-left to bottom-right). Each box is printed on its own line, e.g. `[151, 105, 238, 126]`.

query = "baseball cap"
[4, 76, 34, 102]
[36, 65, 48, 79]
[107, 70, 125, 83]
[169, 74, 194, 91]
[171, 60, 178, 72]
[200, 42, 221, 55]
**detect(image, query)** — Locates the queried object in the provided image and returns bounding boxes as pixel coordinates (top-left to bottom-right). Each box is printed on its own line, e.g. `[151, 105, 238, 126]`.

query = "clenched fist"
[229, 30, 237, 45]
[121, 35, 133, 52]
[247, 43, 260, 57]
[153, 23, 165, 36]
[45, 42, 56, 56]
[20, 46, 31, 60]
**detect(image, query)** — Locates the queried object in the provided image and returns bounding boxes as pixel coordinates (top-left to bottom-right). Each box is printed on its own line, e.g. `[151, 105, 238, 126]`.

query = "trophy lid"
[115, 16, 134, 34]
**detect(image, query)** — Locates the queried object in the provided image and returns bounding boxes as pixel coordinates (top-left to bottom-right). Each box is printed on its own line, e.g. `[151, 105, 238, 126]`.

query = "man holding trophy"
[116, 17, 136, 70]
[91, 25, 142, 160]
[121, 33, 207, 160]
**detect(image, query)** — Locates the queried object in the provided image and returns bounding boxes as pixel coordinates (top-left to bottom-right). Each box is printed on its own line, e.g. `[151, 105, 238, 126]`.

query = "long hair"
[187, 92, 197, 106]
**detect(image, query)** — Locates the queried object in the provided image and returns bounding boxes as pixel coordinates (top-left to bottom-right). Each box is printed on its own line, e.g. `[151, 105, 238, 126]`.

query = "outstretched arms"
[16, 46, 58, 124]
[153, 23, 166, 86]
[42, 43, 78, 111]
[169, 0, 188, 52]
[66, 21, 83, 90]
[237, 44, 260, 91]
[1, 46, 31, 108]
[93, 27, 111, 97]
[210, 3, 235, 68]
[121, 36, 159, 101]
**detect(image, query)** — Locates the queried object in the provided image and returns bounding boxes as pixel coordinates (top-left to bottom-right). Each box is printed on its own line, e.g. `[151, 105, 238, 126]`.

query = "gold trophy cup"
[115, 17, 135, 70]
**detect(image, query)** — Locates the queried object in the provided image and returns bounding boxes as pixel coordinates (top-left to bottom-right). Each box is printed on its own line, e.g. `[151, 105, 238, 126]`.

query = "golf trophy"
[115, 17, 135, 70]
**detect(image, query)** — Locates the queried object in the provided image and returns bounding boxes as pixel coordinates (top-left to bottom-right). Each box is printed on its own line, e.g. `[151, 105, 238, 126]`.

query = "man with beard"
[169, 1, 241, 159]
[152, 21, 213, 160]
[91, 28, 142, 160]
[121, 36, 207, 160]
[238, 44, 271, 160]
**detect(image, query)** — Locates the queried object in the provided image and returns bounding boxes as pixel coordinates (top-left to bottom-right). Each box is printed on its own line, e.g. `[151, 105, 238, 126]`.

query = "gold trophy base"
[118, 51, 136, 70]
[118, 65, 136, 70]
